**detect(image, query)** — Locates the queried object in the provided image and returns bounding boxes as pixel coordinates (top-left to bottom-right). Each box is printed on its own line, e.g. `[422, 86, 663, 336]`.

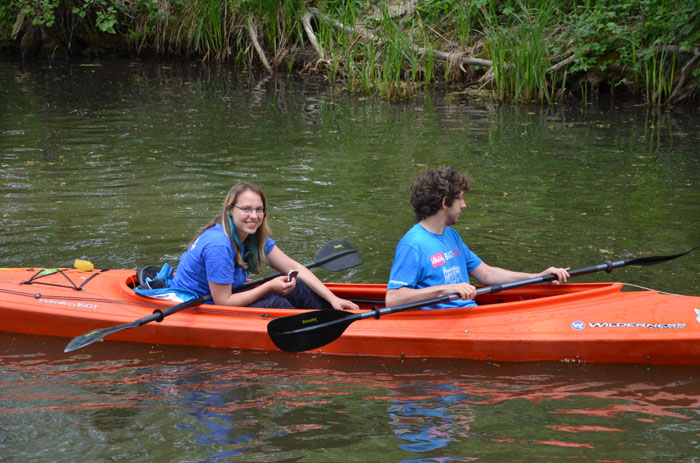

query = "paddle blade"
[267, 309, 356, 352]
[626, 244, 700, 267]
[314, 239, 363, 272]
[64, 322, 138, 353]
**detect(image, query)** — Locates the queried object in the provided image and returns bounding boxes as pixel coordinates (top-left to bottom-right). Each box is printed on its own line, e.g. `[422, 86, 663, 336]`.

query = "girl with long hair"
[172, 182, 358, 310]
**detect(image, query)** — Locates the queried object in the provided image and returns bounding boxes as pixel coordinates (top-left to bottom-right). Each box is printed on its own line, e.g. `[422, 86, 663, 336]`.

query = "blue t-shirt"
[172, 223, 275, 298]
[387, 223, 483, 308]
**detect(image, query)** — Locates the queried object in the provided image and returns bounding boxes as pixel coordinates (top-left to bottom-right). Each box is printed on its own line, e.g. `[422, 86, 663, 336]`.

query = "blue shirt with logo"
[172, 223, 275, 298]
[387, 223, 483, 308]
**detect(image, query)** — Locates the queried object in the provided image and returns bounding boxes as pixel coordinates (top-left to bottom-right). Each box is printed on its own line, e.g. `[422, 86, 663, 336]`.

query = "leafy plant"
[1, 0, 697, 104]
[21, 0, 60, 28]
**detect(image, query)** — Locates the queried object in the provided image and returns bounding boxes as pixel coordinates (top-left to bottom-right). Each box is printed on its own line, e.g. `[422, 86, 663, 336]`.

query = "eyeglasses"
[233, 205, 267, 215]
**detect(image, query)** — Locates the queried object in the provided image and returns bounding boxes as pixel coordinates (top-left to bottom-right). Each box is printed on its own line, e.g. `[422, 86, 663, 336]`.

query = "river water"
[1, 57, 699, 461]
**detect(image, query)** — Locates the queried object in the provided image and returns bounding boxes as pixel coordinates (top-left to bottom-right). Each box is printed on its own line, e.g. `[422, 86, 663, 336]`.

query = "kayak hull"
[1, 267, 699, 364]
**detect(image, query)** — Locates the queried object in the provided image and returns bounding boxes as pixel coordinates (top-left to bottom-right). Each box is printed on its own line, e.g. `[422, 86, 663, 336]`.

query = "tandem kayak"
[1, 266, 699, 364]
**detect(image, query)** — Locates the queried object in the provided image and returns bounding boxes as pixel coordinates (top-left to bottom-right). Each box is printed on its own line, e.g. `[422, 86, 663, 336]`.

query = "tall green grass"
[190, 0, 225, 59]
[2, 0, 696, 104]
[642, 48, 677, 106]
[486, 1, 556, 103]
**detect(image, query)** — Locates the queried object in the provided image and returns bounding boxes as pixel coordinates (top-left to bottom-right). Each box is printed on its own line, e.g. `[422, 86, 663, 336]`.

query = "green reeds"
[190, 0, 224, 59]
[352, 40, 379, 93]
[324, 2, 421, 98]
[4, 0, 695, 104]
[452, 1, 474, 47]
[376, 5, 419, 98]
[422, 47, 435, 86]
[486, 2, 554, 103]
[642, 48, 677, 106]
[488, 26, 549, 103]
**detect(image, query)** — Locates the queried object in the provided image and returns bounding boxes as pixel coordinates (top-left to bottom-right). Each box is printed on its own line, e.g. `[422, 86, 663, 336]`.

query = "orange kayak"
[1, 267, 699, 364]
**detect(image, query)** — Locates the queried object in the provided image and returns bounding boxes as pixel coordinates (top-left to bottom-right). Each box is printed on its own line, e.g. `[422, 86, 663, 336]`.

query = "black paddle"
[267, 244, 699, 353]
[64, 239, 363, 353]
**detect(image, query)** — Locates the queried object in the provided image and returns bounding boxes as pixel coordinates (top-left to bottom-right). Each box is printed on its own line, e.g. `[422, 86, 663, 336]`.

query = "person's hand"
[267, 275, 297, 295]
[330, 297, 359, 311]
[442, 283, 477, 300]
[540, 267, 570, 284]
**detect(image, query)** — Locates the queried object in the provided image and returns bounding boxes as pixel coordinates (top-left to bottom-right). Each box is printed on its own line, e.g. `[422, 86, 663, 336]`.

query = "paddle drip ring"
[604, 260, 613, 272]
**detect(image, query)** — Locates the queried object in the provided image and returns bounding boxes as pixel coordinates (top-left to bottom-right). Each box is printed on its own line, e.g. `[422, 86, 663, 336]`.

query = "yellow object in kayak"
[74, 259, 94, 272]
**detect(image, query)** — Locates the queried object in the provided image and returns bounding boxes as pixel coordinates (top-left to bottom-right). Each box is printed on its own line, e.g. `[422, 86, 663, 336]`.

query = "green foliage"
[136, 0, 166, 23]
[18, 0, 59, 28]
[485, 1, 556, 103]
[643, 47, 677, 106]
[1, 0, 697, 104]
[0, 1, 19, 39]
[72, 0, 121, 34]
[189, 0, 224, 54]
[635, 0, 700, 49]
[416, 0, 481, 46]
[563, 0, 699, 105]
[9, 0, 123, 33]
[320, 0, 368, 19]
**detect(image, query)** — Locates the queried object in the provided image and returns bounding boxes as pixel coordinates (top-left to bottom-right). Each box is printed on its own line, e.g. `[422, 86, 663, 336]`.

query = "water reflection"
[2, 333, 699, 461]
[388, 383, 475, 453]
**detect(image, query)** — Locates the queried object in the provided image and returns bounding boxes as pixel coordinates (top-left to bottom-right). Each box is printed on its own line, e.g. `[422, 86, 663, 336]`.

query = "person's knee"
[289, 280, 333, 310]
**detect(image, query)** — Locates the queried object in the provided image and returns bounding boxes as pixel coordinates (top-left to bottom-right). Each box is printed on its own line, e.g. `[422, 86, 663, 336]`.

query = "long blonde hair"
[188, 182, 271, 273]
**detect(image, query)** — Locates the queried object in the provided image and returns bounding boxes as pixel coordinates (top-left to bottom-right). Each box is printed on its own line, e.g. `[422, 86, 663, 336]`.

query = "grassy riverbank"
[2, 0, 698, 106]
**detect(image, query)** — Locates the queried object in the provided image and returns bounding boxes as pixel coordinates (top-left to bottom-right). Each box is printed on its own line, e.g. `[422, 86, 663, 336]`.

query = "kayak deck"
[0, 267, 699, 364]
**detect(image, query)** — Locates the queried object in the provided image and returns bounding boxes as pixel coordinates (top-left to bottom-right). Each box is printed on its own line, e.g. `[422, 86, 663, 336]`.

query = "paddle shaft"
[358, 259, 626, 322]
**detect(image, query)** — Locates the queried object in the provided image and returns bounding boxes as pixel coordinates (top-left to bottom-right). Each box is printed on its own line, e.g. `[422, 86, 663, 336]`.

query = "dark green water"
[1, 57, 699, 461]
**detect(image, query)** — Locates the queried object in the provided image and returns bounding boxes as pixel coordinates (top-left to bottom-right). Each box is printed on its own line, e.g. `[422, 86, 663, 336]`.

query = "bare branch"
[248, 16, 271, 71]
[548, 52, 577, 73]
[669, 48, 700, 105]
[11, 12, 25, 40]
[301, 12, 324, 60]
[658, 45, 700, 56]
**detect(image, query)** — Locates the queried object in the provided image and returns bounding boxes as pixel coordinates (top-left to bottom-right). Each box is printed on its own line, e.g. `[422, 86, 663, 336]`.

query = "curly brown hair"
[410, 166, 472, 221]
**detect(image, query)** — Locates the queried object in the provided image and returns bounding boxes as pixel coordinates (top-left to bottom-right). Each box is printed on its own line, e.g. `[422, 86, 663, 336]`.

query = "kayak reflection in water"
[171, 182, 359, 311]
[385, 166, 569, 309]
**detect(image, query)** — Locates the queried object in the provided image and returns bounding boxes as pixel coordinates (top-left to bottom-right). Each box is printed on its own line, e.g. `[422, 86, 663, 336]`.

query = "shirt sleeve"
[387, 244, 421, 290]
[264, 237, 275, 255]
[459, 241, 483, 273]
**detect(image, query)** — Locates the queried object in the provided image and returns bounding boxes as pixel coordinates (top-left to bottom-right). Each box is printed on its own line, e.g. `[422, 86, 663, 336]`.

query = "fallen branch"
[548, 52, 577, 73]
[415, 47, 492, 69]
[11, 11, 25, 40]
[301, 12, 324, 60]
[669, 47, 700, 105]
[248, 16, 271, 71]
[659, 45, 700, 56]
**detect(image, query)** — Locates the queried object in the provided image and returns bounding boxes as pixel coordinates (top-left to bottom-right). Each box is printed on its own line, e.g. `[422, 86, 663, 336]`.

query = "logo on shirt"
[443, 265, 461, 284]
[431, 248, 461, 268]
[430, 252, 446, 267]
[443, 249, 458, 261]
